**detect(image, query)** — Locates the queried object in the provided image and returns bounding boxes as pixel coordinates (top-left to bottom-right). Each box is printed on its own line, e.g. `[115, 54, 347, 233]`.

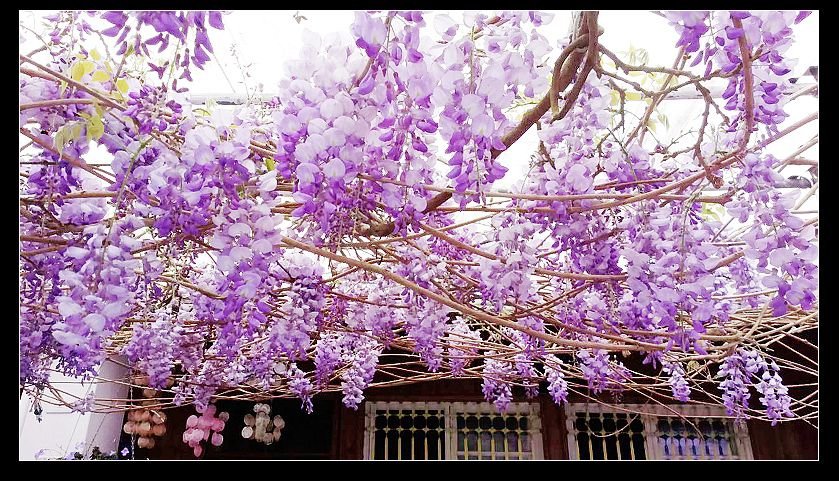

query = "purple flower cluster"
[543, 355, 569, 406]
[666, 11, 811, 138]
[576, 349, 629, 394]
[663, 361, 691, 402]
[717, 348, 762, 421]
[285, 363, 315, 414]
[473, 214, 539, 311]
[436, 13, 552, 203]
[340, 334, 382, 409]
[313, 333, 344, 386]
[100, 11, 225, 86]
[17, 10, 818, 426]
[124, 86, 183, 135]
[445, 316, 481, 375]
[481, 353, 515, 412]
[270, 253, 327, 360]
[122, 317, 180, 389]
[406, 300, 449, 372]
[756, 360, 794, 425]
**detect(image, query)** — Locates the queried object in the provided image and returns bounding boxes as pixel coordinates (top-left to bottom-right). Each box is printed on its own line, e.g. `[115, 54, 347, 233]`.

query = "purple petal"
[209, 11, 225, 30]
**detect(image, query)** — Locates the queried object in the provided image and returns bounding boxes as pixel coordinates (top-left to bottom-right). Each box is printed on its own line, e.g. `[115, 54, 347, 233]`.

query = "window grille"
[565, 403, 753, 460]
[363, 401, 543, 460]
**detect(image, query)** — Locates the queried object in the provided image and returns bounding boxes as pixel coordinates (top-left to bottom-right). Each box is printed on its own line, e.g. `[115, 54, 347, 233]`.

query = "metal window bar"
[363, 401, 543, 460]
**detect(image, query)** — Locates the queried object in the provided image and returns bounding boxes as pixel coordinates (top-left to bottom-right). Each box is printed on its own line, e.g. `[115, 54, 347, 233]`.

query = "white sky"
[19, 10, 818, 460]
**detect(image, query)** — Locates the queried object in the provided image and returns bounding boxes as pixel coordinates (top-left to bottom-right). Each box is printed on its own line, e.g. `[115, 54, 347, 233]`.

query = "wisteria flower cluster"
[19, 9, 817, 455]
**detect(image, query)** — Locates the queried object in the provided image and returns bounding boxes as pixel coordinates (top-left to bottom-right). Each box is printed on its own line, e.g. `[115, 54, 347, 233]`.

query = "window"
[565, 403, 754, 460]
[363, 401, 544, 460]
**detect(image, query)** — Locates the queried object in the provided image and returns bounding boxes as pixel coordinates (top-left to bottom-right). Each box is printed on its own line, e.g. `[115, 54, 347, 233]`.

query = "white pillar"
[84, 356, 130, 455]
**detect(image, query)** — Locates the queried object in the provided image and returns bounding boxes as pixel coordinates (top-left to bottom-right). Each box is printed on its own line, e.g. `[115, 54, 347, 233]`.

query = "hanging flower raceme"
[481, 353, 515, 413]
[544, 355, 569, 406]
[663, 361, 691, 402]
[446, 316, 481, 376]
[576, 349, 630, 395]
[340, 333, 383, 409]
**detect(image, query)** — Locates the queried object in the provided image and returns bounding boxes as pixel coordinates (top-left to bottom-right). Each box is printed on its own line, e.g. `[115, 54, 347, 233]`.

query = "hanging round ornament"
[183, 403, 229, 457]
[241, 403, 285, 445]
[122, 375, 173, 449]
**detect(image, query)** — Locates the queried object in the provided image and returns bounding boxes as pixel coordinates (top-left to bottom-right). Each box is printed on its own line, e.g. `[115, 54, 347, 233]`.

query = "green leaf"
[265, 157, 276, 171]
[701, 204, 722, 222]
[54, 121, 84, 152]
[87, 114, 105, 142]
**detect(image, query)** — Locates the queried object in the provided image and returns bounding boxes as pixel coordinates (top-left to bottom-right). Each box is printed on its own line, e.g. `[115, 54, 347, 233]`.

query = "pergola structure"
[19, 10, 818, 458]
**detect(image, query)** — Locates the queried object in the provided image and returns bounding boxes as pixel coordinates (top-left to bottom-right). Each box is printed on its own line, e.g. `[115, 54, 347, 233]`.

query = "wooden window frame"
[363, 401, 544, 460]
[564, 403, 754, 460]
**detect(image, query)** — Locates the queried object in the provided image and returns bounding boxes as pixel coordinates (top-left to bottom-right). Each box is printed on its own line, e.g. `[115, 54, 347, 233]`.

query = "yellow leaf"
[90, 49, 101, 61]
[625, 91, 643, 101]
[70, 61, 96, 81]
[70, 62, 86, 82]
[610, 90, 619, 107]
[92, 70, 110, 83]
[80, 60, 95, 75]
[265, 157, 276, 171]
[116, 78, 129, 94]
